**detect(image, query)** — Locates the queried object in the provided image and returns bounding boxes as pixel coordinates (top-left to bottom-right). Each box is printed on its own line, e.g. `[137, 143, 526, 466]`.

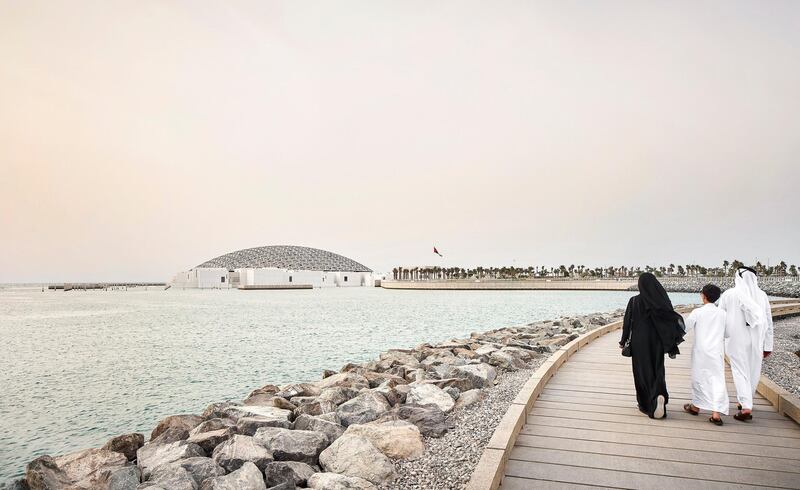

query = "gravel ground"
[763, 315, 800, 397]
[381, 361, 543, 490]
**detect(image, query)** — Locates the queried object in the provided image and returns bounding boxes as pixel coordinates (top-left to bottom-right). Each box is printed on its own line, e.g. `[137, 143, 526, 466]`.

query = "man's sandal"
[683, 403, 700, 415]
[709, 416, 723, 426]
[733, 411, 753, 422]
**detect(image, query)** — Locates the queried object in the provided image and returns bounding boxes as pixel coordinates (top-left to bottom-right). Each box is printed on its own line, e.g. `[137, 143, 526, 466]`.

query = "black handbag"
[621, 331, 632, 357]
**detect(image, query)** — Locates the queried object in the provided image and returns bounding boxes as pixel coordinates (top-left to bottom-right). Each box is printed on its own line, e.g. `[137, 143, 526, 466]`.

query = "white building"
[170, 245, 374, 289]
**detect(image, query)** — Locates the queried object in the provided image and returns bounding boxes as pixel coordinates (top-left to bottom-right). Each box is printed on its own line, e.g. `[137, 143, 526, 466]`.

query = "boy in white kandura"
[683, 284, 728, 426]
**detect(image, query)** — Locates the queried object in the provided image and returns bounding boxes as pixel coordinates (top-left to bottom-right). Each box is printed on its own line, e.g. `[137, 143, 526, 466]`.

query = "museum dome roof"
[196, 245, 372, 272]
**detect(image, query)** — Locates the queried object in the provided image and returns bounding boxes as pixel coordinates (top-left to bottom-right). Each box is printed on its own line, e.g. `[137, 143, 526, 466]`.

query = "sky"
[1, 1, 799, 282]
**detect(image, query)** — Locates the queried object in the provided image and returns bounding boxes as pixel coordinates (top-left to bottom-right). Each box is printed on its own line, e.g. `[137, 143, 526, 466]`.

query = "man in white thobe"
[685, 284, 728, 424]
[718, 267, 773, 420]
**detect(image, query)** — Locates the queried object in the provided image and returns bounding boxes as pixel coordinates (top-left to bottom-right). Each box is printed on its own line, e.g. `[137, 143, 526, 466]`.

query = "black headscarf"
[637, 273, 685, 355]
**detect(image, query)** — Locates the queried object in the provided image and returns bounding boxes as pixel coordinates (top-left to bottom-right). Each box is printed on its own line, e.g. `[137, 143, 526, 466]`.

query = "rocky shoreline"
[3, 310, 621, 490]
[763, 316, 800, 397]
[657, 277, 800, 298]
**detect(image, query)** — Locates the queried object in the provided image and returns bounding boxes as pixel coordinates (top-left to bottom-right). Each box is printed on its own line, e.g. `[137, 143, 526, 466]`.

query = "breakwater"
[657, 277, 800, 298]
[381, 279, 636, 291]
[7, 309, 621, 490]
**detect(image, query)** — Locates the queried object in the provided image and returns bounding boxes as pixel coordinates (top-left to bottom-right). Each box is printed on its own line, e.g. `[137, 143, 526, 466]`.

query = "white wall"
[172, 268, 374, 288]
[196, 268, 230, 289]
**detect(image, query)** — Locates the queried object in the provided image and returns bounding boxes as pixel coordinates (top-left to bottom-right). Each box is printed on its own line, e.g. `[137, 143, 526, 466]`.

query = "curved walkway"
[471, 302, 800, 489]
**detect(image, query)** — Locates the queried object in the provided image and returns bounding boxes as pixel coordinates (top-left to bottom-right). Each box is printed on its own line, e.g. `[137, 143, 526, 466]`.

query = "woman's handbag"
[621, 332, 632, 357]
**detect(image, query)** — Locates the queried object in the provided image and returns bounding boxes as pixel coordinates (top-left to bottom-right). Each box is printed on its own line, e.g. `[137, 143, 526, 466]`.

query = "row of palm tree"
[391, 260, 799, 281]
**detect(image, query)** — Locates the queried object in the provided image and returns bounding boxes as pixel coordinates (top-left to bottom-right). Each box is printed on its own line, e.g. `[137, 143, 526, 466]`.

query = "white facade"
[171, 267, 374, 289]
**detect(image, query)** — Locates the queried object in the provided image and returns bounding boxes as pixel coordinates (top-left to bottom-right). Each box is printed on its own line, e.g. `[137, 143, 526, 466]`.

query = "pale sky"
[1, 1, 799, 282]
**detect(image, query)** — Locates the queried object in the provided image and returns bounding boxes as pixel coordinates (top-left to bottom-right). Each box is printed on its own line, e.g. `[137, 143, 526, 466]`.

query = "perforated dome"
[196, 245, 372, 272]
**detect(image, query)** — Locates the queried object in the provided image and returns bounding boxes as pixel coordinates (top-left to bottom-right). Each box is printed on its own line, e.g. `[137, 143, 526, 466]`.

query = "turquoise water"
[0, 287, 697, 481]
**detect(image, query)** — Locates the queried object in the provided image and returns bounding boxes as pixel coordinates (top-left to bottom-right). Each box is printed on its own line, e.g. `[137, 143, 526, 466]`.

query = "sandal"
[709, 416, 723, 426]
[683, 403, 700, 415]
[733, 411, 753, 422]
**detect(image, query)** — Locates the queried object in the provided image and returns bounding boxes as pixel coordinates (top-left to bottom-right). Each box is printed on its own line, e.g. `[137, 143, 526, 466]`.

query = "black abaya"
[619, 273, 685, 418]
[621, 295, 669, 417]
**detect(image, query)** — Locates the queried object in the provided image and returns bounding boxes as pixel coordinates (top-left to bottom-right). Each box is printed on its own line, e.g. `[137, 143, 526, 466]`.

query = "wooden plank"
[501, 476, 613, 489]
[519, 424, 800, 460]
[541, 387, 773, 406]
[534, 393, 781, 416]
[524, 416, 800, 447]
[515, 434, 800, 474]
[532, 400, 796, 428]
[508, 446, 800, 488]
[503, 460, 768, 489]
[529, 407, 800, 438]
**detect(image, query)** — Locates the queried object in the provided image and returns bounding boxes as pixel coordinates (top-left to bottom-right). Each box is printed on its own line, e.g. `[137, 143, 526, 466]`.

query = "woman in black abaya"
[620, 273, 686, 419]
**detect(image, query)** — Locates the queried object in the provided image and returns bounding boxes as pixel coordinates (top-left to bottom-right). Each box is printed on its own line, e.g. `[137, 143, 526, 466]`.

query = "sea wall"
[6, 311, 621, 490]
[657, 277, 800, 298]
[381, 279, 636, 291]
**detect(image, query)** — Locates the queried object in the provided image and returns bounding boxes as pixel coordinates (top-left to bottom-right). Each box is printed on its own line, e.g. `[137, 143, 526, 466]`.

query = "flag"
[433, 246, 443, 257]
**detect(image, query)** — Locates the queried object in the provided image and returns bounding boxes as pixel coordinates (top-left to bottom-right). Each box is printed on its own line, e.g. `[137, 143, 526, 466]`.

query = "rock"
[425, 377, 473, 392]
[406, 384, 455, 412]
[187, 427, 234, 454]
[149, 426, 190, 445]
[202, 402, 242, 420]
[237, 415, 293, 436]
[488, 350, 526, 370]
[248, 384, 279, 397]
[226, 406, 293, 426]
[444, 386, 460, 400]
[322, 369, 337, 378]
[253, 427, 329, 465]
[108, 466, 141, 490]
[307, 472, 377, 490]
[244, 393, 295, 408]
[146, 457, 224, 488]
[454, 388, 483, 409]
[293, 414, 345, 444]
[317, 372, 370, 391]
[318, 387, 358, 406]
[378, 404, 448, 437]
[294, 400, 337, 417]
[199, 462, 266, 490]
[102, 433, 145, 461]
[211, 434, 273, 472]
[343, 420, 424, 460]
[316, 412, 342, 424]
[451, 362, 497, 391]
[318, 434, 394, 485]
[26, 449, 128, 490]
[263, 461, 315, 487]
[335, 391, 391, 427]
[190, 418, 236, 435]
[137, 441, 205, 480]
[0, 479, 29, 490]
[275, 383, 321, 399]
[150, 414, 203, 441]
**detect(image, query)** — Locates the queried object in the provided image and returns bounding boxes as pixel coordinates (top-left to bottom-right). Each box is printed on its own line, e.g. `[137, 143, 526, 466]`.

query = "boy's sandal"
[733, 411, 753, 422]
[737, 403, 742, 410]
[709, 416, 723, 426]
[683, 403, 700, 415]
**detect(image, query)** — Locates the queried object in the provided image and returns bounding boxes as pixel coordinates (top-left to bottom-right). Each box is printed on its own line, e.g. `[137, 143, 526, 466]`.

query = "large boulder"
[226, 405, 293, 422]
[318, 434, 394, 485]
[263, 461, 315, 488]
[488, 350, 526, 370]
[343, 420, 424, 460]
[307, 472, 376, 490]
[211, 435, 273, 472]
[335, 392, 390, 427]
[243, 394, 296, 410]
[253, 427, 329, 465]
[378, 404, 449, 437]
[150, 415, 203, 441]
[190, 418, 236, 435]
[317, 387, 358, 406]
[201, 402, 242, 421]
[146, 457, 224, 488]
[449, 363, 497, 389]
[406, 384, 455, 413]
[199, 462, 266, 490]
[454, 389, 483, 409]
[107, 466, 141, 490]
[187, 427, 234, 454]
[236, 415, 292, 436]
[294, 400, 337, 417]
[275, 383, 321, 399]
[317, 372, 370, 391]
[26, 448, 128, 490]
[293, 414, 345, 444]
[136, 441, 205, 480]
[149, 427, 191, 445]
[102, 433, 145, 462]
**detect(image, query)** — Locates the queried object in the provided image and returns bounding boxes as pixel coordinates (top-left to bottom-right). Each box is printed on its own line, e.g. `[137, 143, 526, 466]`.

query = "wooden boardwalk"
[501, 325, 800, 489]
